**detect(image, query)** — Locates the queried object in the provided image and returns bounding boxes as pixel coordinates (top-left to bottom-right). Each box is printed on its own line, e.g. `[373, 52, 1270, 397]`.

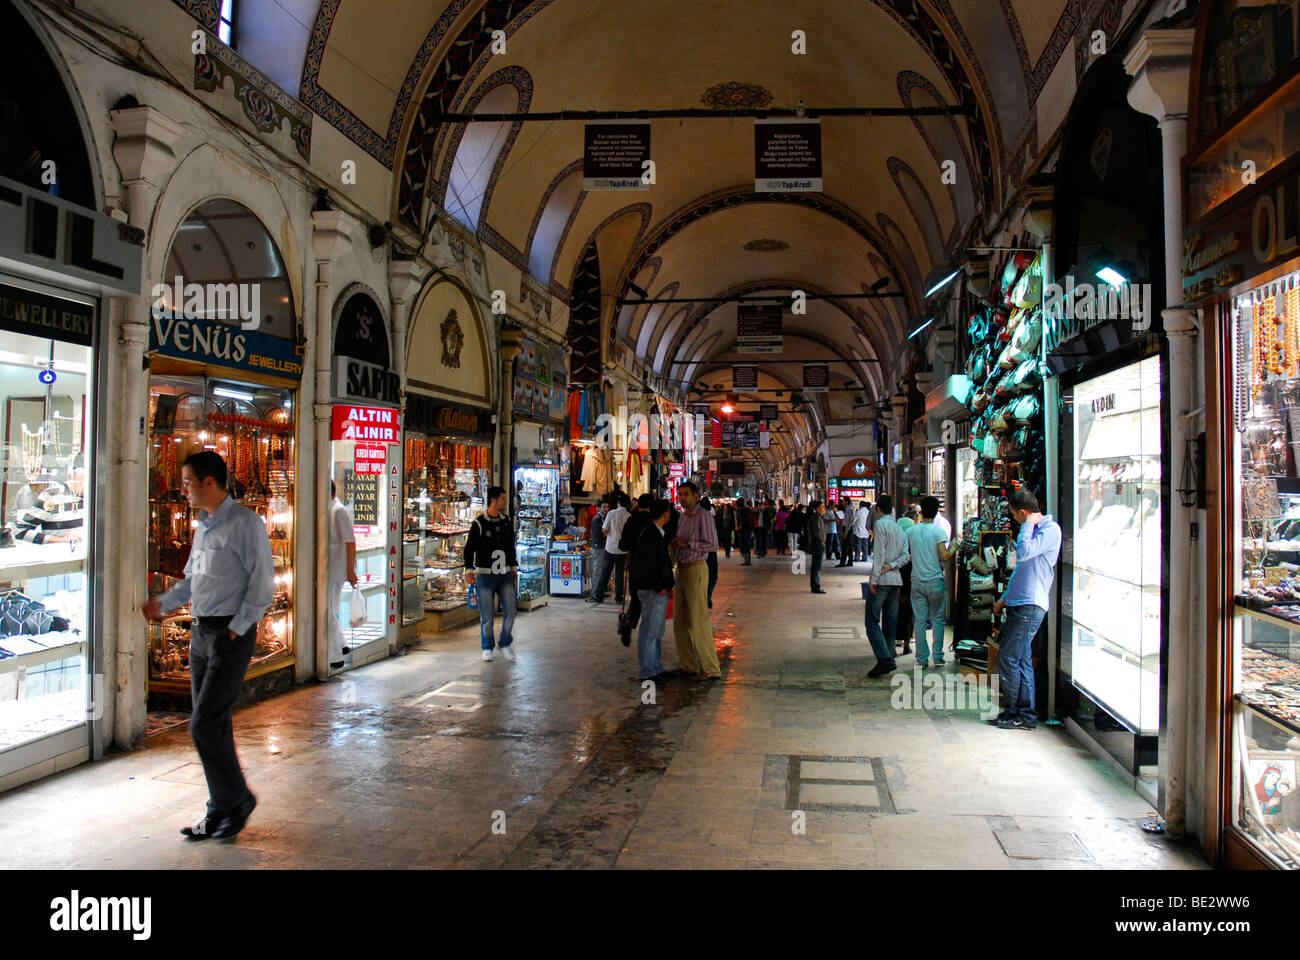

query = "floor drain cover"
[994, 829, 1093, 861]
[779, 755, 896, 813]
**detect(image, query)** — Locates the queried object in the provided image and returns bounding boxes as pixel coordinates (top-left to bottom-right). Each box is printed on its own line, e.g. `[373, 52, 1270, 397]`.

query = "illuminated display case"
[402, 434, 489, 620]
[146, 374, 295, 695]
[1062, 356, 1163, 735]
[515, 464, 557, 608]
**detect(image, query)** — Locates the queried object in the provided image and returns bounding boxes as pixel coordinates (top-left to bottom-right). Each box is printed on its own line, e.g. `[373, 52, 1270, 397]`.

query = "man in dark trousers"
[141, 451, 273, 841]
[804, 500, 827, 594]
[617, 493, 654, 645]
[464, 485, 519, 661]
[629, 498, 675, 682]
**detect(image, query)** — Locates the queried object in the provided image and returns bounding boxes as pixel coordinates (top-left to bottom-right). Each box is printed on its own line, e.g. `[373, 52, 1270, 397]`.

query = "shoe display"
[500, 645, 516, 661]
[481, 649, 493, 661]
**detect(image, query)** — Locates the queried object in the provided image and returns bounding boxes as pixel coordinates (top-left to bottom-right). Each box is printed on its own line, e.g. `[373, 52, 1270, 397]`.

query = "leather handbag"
[1010, 393, 1041, 425]
[1011, 357, 1040, 395]
[971, 387, 989, 415]
[982, 433, 1000, 459]
[1012, 267, 1042, 308]
[989, 406, 1010, 432]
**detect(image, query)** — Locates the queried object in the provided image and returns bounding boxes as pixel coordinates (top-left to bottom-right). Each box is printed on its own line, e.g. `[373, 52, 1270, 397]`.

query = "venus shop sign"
[331, 405, 401, 443]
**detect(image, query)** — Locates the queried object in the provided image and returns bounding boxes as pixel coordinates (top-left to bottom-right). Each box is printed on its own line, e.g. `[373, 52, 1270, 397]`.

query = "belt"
[195, 614, 234, 624]
[676, 559, 705, 568]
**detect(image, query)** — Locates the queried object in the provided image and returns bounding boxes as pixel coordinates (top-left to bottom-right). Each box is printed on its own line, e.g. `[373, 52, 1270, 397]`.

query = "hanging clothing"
[580, 447, 615, 495]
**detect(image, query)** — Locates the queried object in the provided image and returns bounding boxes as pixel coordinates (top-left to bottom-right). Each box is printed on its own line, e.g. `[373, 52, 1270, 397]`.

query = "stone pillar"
[1125, 28, 1196, 838]
[891, 393, 908, 507]
[387, 258, 424, 399]
[309, 210, 357, 680]
[106, 105, 183, 749]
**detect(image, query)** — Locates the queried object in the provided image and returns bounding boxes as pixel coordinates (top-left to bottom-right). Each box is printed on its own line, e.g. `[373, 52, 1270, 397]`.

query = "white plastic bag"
[348, 588, 367, 628]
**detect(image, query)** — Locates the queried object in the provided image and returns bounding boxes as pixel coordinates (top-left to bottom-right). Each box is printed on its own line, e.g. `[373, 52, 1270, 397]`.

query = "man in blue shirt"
[992, 489, 1062, 730]
[142, 451, 274, 840]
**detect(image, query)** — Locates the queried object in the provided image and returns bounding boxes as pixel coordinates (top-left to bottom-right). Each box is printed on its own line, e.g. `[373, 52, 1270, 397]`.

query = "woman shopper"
[774, 502, 790, 555]
[735, 499, 754, 565]
[701, 497, 719, 608]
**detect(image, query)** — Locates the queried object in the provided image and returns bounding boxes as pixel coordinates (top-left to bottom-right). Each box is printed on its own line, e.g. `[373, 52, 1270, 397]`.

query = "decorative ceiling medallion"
[743, 238, 789, 252]
[700, 81, 773, 110]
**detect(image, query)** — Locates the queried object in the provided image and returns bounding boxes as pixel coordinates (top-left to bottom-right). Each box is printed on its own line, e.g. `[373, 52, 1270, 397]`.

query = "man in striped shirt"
[671, 481, 721, 680]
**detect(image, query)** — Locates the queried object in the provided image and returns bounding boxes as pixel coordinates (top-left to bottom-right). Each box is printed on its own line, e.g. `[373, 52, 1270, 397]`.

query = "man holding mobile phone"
[991, 489, 1062, 730]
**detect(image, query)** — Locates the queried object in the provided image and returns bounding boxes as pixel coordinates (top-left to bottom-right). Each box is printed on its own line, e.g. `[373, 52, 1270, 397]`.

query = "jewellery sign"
[0, 283, 93, 346]
[754, 119, 822, 192]
[150, 311, 304, 380]
[1183, 152, 1300, 302]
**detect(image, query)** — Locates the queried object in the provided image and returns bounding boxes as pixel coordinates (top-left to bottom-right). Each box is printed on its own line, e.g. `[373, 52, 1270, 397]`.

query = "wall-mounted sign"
[1183, 152, 1300, 302]
[803, 364, 829, 393]
[150, 311, 304, 380]
[737, 303, 783, 353]
[343, 471, 379, 524]
[760, 402, 778, 422]
[754, 119, 822, 192]
[354, 444, 386, 475]
[667, 463, 687, 479]
[732, 364, 758, 391]
[331, 405, 402, 443]
[583, 121, 651, 191]
[333, 290, 396, 402]
[406, 394, 494, 441]
[0, 283, 94, 346]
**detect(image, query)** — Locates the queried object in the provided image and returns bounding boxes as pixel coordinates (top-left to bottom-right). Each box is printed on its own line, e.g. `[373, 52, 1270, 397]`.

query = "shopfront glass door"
[0, 328, 93, 778]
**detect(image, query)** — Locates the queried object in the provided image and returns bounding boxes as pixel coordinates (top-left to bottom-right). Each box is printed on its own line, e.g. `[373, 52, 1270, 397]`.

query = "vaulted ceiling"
[280, 0, 1079, 449]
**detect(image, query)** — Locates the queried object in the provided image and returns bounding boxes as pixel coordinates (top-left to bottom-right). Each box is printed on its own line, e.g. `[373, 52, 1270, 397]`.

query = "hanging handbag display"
[1011, 357, 1040, 396]
[1009, 393, 1041, 426]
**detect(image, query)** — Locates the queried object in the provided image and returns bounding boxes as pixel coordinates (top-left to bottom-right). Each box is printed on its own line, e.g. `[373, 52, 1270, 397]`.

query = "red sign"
[355, 445, 386, 474]
[331, 405, 401, 443]
[667, 463, 686, 479]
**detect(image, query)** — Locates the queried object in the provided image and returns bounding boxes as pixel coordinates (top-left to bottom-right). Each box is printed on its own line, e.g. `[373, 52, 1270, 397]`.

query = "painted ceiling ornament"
[743, 238, 789, 252]
[441, 309, 464, 369]
[700, 81, 774, 110]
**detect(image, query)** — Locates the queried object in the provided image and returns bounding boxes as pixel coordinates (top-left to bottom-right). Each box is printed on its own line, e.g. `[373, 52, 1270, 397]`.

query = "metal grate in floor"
[778, 754, 896, 813]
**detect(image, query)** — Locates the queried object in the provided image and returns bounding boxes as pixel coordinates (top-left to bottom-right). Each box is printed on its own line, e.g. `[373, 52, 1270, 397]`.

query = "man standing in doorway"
[588, 500, 610, 598]
[805, 499, 827, 594]
[864, 494, 910, 678]
[141, 451, 273, 841]
[992, 489, 1061, 730]
[327, 480, 358, 671]
[464, 485, 519, 662]
[672, 481, 721, 680]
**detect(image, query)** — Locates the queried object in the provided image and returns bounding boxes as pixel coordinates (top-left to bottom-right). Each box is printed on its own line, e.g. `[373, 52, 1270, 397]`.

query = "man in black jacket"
[629, 499, 675, 683]
[463, 486, 518, 662]
[616, 493, 654, 645]
[805, 500, 828, 593]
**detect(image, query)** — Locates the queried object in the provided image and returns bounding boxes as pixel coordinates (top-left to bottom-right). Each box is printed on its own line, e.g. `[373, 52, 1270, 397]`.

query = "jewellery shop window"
[0, 331, 92, 753]
[146, 375, 295, 690]
[1231, 268, 1300, 866]
[403, 434, 490, 621]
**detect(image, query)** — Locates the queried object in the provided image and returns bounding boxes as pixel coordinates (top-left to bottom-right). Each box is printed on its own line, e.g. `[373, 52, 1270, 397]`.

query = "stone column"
[387, 258, 424, 398]
[106, 105, 183, 749]
[891, 393, 908, 506]
[1125, 28, 1196, 838]
[309, 210, 357, 680]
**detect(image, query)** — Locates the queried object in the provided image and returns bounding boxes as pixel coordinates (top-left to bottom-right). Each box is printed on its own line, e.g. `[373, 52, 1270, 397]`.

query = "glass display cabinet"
[515, 464, 557, 610]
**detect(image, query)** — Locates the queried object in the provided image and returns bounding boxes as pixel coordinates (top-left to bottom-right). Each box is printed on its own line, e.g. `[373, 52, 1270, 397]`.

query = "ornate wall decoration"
[743, 238, 789, 252]
[440, 310, 464, 368]
[700, 81, 774, 110]
[170, 0, 218, 30]
[194, 34, 312, 161]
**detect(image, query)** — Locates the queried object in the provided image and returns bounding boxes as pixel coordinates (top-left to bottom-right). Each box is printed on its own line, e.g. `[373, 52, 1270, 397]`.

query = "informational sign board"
[583, 121, 651, 190]
[754, 119, 823, 192]
[803, 364, 829, 393]
[760, 402, 778, 422]
[737, 303, 783, 353]
[732, 364, 758, 391]
[343, 471, 379, 524]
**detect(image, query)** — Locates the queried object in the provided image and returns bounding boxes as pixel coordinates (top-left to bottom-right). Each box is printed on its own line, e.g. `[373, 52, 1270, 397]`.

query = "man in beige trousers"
[671, 481, 721, 680]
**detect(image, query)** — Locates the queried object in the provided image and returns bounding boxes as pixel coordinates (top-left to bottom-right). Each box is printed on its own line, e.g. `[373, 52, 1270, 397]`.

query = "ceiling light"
[924, 264, 963, 298]
[1096, 265, 1128, 288]
[213, 386, 254, 402]
[908, 316, 935, 340]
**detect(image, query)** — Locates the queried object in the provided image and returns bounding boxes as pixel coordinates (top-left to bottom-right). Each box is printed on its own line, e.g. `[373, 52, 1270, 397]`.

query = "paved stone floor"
[0, 552, 1209, 870]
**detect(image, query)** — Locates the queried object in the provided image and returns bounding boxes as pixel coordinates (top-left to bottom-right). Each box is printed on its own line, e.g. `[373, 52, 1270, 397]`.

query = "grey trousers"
[189, 617, 256, 816]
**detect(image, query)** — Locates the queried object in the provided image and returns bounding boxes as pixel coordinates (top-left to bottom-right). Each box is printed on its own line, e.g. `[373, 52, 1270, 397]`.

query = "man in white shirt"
[327, 480, 358, 670]
[588, 492, 630, 604]
[852, 500, 873, 562]
[934, 509, 952, 540]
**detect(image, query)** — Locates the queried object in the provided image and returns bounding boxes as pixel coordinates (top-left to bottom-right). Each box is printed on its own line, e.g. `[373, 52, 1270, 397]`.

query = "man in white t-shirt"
[327, 480, 358, 670]
[588, 492, 630, 604]
[934, 509, 952, 540]
[852, 501, 873, 562]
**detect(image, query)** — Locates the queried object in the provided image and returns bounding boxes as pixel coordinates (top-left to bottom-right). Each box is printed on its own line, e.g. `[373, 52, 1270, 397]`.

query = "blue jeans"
[636, 589, 668, 679]
[911, 578, 947, 663]
[998, 604, 1045, 722]
[476, 573, 517, 650]
[865, 584, 900, 663]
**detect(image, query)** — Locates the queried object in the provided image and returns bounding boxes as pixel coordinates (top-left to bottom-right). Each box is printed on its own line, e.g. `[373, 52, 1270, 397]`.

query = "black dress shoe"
[812, 588, 827, 594]
[866, 660, 896, 678]
[211, 794, 257, 840]
[341, 646, 352, 655]
[330, 661, 345, 669]
[181, 815, 220, 841]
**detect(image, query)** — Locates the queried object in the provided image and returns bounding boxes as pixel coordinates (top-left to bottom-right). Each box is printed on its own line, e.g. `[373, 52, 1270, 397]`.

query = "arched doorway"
[145, 198, 303, 711]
